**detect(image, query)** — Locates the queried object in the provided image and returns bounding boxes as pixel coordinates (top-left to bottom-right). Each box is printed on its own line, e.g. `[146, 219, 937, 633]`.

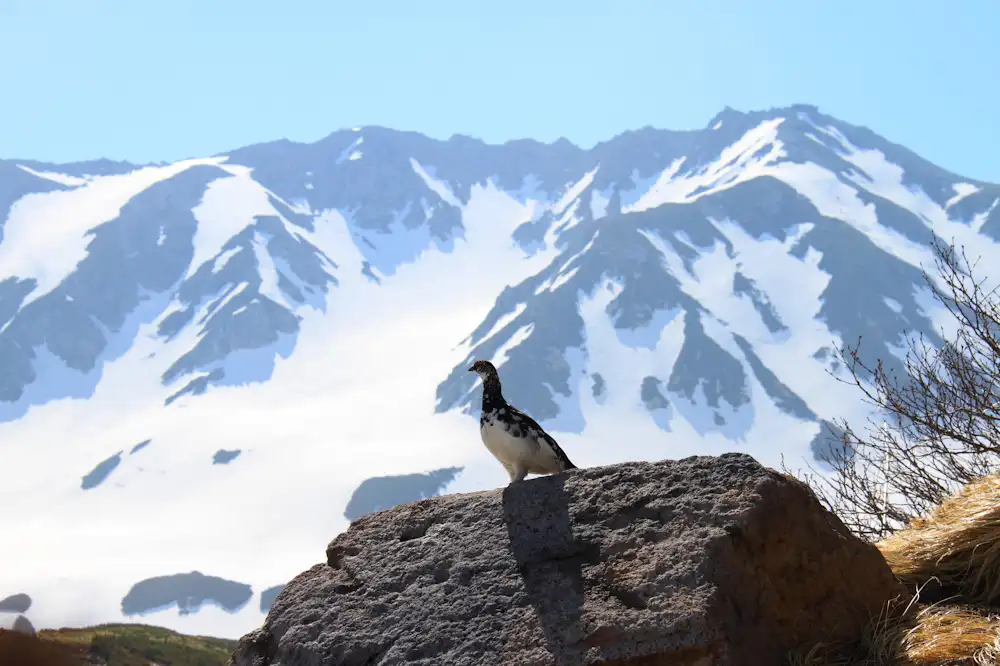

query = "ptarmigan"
[468, 359, 577, 484]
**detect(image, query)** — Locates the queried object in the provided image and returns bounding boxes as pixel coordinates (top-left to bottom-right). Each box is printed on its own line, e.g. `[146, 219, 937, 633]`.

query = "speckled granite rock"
[230, 453, 905, 666]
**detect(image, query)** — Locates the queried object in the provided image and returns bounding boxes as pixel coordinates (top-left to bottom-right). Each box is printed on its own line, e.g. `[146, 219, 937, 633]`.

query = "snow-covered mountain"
[1, 104, 998, 638]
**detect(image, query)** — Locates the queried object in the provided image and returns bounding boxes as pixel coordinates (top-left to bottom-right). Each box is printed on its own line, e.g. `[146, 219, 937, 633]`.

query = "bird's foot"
[508, 468, 528, 484]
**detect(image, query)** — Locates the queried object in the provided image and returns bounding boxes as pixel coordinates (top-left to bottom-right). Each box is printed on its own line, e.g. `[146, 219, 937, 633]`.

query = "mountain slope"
[1, 104, 998, 639]
[38, 623, 236, 666]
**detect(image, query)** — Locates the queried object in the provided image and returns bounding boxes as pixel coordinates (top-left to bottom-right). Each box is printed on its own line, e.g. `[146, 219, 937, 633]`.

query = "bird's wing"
[509, 406, 577, 470]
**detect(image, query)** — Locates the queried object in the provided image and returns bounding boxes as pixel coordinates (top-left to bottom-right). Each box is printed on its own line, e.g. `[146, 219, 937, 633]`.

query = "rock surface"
[229, 453, 905, 666]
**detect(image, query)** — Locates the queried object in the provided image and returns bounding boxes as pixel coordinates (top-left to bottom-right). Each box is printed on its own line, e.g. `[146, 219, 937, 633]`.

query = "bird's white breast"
[479, 418, 536, 467]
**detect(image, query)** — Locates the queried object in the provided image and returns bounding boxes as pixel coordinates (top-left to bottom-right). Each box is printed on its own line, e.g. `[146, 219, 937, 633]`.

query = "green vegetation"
[35, 623, 237, 666]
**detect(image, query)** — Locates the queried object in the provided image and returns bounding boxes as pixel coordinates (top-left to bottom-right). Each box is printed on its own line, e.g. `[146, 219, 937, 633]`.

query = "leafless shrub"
[792, 237, 1000, 542]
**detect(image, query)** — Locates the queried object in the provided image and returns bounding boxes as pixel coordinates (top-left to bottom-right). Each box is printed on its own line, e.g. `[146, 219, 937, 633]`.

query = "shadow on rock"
[501, 475, 595, 662]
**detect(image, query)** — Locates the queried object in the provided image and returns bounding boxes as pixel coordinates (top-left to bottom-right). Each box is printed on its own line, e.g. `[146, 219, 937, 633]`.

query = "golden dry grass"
[876, 474, 1000, 606]
[902, 604, 1000, 665]
[790, 601, 1000, 666]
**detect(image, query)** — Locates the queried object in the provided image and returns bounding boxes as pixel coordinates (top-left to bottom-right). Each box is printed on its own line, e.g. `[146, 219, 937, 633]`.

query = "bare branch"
[788, 237, 1000, 541]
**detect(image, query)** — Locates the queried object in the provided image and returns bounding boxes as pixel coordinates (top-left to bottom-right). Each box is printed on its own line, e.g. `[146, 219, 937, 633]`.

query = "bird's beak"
[467, 365, 475, 373]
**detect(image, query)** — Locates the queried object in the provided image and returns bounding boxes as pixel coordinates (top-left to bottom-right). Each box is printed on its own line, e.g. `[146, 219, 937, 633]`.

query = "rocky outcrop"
[229, 453, 905, 666]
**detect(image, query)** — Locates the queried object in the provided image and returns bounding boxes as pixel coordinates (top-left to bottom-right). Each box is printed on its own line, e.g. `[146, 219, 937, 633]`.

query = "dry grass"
[903, 604, 1000, 665]
[876, 474, 1000, 605]
[790, 600, 1000, 666]
[792, 471, 1000, 665]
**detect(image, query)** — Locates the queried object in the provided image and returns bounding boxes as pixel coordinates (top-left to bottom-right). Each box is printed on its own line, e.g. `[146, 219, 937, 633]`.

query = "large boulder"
[230, 453, 905, 666]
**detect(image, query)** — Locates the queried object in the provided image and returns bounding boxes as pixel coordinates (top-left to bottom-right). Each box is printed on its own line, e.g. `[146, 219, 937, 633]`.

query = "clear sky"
[2, 0, 998, 181]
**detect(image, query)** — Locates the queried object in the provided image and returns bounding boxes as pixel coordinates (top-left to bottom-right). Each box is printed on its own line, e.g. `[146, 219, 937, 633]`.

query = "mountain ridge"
[1, 103, 999, 639]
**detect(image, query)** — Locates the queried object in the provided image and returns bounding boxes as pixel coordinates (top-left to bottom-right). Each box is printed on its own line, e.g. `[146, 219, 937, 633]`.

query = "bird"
[467, 359, 577, 484]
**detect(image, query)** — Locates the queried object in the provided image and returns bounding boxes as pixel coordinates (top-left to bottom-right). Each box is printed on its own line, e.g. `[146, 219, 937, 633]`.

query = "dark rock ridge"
[213, 449, 242, 465]
[130, 439, 151, 454]
[259, 585, 285, 613]
[121, 571, 252, 616]
[230, 453, 905, 666]
[343, 467, 463, 520]
[809, 420, 851, 470]
[0, 593, 31, 613]
[80, 451, 123, 490]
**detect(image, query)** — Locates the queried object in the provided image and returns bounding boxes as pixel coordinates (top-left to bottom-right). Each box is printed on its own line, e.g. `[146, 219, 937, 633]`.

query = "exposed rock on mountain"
[230, 453, 904, 666]
[259, 586, 285, 614]
[121, 572, 253, 617]
[81, 450, 124, 490]
[0, 593, 31, 614]
[343, 467, 464, 520]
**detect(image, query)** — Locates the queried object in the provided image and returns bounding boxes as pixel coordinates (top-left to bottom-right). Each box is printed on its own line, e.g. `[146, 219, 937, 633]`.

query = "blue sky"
[2, 0, 998, 181]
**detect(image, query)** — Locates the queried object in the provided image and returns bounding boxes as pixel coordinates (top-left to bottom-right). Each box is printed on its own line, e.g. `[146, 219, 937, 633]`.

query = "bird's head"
[468, 359, 498, 379]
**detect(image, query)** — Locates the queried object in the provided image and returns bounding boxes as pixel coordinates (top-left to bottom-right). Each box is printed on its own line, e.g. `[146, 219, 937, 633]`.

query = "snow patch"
[798, 122, 1000, 290]
[946, 182, 980, 209]
[548, 266, 580, 292]
[551, 199, 584, 236]
[552, 165, 599, 217]
[533, 231, 599, 295]
[16, 164, 87, 187]
[336, 137, 364, 165]
[212, 247, 242, 274]
[472, 303, 527, 347]
[492, 323, 534, 367]
[409, 159, 461, 207]
[623, 118, 786, 213]
[590, 187, 612, 219]
[0, 158, 228, 308]
[972, 198, 999, 234]
[188, 166, 287, 279]
[252, 233, 289, 308]
[202, 282, 249, 323]
[766, 160, 934, 271]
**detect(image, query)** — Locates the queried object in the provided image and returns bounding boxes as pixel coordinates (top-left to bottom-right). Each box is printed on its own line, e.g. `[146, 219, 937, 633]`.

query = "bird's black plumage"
[501, 404, 577, 471]
[468, 359, 577, 483]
